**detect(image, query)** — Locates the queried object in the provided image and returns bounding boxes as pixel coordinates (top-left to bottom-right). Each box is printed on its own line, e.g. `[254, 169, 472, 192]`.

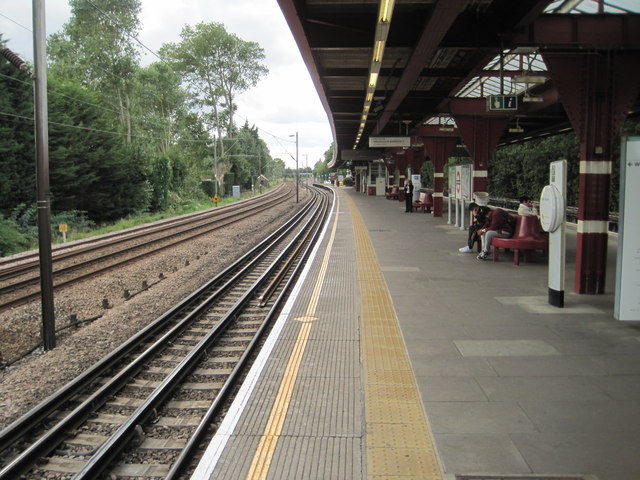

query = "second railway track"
[0, 184, 333, 480]
[0, 185, 293, 312]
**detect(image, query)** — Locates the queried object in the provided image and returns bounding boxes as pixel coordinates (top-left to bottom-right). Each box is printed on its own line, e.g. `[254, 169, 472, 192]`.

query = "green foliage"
[51, 210, 95, 232]
[1, 3, 322, 247]
[161, 22, 268, 140]
[0, 59, 35, 215]
[313, 159, 330, 181]
[0, 215, 30, 256]
[148, 155, 173, 211]
[46, 77, 150, 221]
[324, 143, 335, 164]
[48, 0, 142, 142]
[9, 203, 38, 238]
[420, 161, 434, 189]
[490, 133, 580, 206]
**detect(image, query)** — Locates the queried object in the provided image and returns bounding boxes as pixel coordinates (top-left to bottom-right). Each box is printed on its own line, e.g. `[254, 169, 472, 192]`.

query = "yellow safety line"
[245, 194, 340, 480]
[344, 192, 442, 480]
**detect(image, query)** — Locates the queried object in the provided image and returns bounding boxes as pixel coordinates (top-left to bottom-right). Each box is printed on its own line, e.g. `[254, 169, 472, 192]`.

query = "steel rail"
[0, 185, 289, 272]
[0, 186, 289, 283]
[0, 190, 315, 460]
[165, 185, 333, 480]
[0, 188, 294, 312]
[0, 190, 323, 480]
[73, 187, 331, 479]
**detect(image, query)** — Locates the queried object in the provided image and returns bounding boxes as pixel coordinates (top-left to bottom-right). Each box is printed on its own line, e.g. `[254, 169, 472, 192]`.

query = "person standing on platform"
[404, 180, 414, 213]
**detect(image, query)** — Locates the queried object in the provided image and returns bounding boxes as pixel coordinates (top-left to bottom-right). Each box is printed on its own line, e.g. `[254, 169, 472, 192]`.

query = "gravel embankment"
[0, 192, 305, 428]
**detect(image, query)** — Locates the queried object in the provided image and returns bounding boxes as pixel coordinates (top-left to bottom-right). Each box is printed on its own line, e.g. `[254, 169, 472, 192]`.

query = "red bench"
[491, 215, 548, 265]
[385, 186, 399, 200]
[412, 192, 433, 213]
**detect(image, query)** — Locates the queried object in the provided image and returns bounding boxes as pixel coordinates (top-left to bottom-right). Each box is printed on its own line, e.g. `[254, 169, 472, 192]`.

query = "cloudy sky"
[0, 1, 334, 169]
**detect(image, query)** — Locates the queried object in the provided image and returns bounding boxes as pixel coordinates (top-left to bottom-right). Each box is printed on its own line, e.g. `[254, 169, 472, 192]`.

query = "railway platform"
[191, 186, 640, 480]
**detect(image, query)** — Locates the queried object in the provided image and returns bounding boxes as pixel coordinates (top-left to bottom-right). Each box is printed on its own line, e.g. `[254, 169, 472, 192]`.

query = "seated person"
[517, 196, 538, 216]
[477, 208, 515, 260]
[459, 202, 490, 253]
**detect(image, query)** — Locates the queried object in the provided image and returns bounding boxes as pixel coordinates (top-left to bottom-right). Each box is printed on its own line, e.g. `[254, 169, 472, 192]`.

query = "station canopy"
[277, 0, 640, 167]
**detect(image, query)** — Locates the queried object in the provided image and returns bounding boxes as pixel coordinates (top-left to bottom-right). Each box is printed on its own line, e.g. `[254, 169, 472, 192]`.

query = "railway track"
[0, 184, 332, 479]
[0, 185, 293, 312]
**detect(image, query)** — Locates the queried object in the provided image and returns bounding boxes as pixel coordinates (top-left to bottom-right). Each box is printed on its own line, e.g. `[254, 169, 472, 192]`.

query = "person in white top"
[517, 196, 538, 216]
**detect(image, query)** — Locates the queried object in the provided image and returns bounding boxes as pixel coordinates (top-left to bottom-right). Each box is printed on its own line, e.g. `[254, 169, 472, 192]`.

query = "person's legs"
[478, 230, 510, 259]
[469, 226, 480, 248]
[460, 226, 477, 253]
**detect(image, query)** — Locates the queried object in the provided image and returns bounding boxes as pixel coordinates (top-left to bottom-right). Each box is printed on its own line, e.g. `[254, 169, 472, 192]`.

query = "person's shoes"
[459, 246, 472, 253]
[477, 252, 488, 260]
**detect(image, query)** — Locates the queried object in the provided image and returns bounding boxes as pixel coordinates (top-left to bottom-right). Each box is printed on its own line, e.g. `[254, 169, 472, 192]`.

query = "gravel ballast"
[0, 191, 306, 428]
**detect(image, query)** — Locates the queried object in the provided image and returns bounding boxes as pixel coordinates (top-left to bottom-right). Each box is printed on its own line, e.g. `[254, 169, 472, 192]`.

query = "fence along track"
[0, 185, 332, 480]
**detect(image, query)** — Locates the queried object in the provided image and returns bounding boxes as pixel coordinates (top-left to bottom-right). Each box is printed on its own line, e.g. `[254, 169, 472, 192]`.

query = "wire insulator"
[0, 47, 34, 79]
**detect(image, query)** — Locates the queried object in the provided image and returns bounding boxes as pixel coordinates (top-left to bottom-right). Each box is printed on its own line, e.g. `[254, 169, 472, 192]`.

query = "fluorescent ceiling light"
[373, 41, 385, 62]
[379, 0, 395, 22]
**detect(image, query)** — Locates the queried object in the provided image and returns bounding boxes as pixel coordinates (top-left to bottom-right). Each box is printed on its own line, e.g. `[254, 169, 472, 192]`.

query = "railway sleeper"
[112, 462, 170, 478]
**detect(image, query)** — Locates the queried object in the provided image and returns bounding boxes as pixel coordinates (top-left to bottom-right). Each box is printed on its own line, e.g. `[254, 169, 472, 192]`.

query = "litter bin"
[367, 186, 375, 196]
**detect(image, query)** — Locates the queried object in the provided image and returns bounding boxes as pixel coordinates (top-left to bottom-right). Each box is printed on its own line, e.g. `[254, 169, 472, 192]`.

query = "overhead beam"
[376, 0, 469, 132]
[517, 14, 640, 49]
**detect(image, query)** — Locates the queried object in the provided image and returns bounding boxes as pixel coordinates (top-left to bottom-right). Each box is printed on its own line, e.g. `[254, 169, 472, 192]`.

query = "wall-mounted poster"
[615, 137, 640, 321]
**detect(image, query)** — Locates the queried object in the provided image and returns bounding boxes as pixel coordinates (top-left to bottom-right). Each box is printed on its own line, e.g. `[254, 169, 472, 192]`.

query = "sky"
[0, 0, 334, 169]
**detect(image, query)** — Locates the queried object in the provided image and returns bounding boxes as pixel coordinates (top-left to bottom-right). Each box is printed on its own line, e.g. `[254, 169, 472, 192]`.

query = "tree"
[0, 58, 35, 215]
[313, 159, 329, 181]
[132, 62, 186, 154]
[48, 0, 142, 143]
[161, 22, 268, 192]
[47, 76, 150, 221]
[228, 122, 272, 190]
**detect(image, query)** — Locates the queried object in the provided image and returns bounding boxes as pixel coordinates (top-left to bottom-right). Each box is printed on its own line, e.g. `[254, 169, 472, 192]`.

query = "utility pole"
[289, 133, 299, 203]
[33, 0, 56, 350]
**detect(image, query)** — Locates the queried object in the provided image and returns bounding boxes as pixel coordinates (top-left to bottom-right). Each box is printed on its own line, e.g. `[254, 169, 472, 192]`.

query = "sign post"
[59, 223, 68, 242]
[540, 159, 567, 308]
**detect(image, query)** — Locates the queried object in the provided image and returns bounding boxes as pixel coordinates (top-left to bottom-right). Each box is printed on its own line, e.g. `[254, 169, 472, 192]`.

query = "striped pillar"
[453, 116, 508, 195]
[422, 136, 458, 217]
[576, 160, 611, 293]
[543, 51, 640, 294]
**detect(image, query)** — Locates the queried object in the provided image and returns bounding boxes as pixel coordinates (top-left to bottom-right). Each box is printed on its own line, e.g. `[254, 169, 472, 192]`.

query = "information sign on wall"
[369, 136, 411, 148]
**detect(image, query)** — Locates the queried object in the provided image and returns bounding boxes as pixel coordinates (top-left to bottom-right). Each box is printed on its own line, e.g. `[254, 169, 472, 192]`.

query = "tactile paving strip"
[345, 191, 442, 480]
[456, 476, 587, 480]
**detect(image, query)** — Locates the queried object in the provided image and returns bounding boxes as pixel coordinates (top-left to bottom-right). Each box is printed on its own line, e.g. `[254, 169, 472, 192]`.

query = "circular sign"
[539, 184, 564, 232]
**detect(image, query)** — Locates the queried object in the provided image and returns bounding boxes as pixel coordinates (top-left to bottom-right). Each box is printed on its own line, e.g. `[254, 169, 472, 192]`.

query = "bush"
[0, 216, 31, 256]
